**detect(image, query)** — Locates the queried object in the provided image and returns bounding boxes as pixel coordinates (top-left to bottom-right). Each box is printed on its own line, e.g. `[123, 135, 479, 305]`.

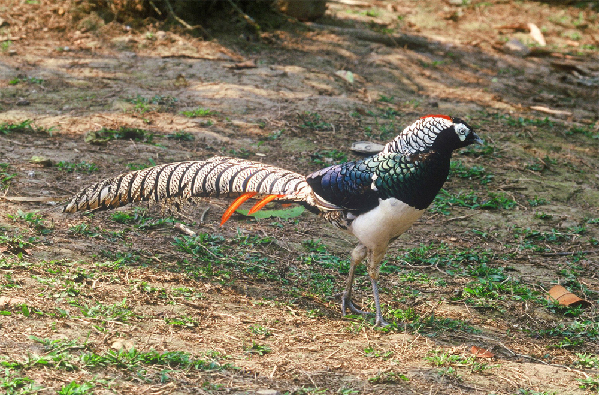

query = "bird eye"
[454, 123, 469, 141]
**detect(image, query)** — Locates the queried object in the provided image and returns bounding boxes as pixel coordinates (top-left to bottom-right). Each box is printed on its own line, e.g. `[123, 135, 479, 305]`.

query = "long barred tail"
[63, 156, 312, 223]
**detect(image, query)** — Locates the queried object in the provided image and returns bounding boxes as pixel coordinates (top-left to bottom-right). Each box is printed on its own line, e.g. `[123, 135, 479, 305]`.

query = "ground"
[1, 0, 599, 394]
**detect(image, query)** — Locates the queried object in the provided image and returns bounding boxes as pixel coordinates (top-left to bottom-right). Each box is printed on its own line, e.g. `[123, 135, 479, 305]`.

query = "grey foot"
[341, 294, 369, 316]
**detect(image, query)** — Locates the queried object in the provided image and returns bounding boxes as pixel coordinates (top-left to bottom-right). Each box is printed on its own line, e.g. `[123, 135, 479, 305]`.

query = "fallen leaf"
[528, 23, 546, 46]
[236, 205, 305, 220]
[335, 70, 354, 84]
[548, 285, 591, 307]
[471, 346, 494, 359]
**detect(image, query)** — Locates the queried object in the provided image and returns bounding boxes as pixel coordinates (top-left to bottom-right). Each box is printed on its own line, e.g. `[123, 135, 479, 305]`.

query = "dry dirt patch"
[1, 0, 598, 394]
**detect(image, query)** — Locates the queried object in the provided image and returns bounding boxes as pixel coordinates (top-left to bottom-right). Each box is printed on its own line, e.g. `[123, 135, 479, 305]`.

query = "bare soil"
[1, 1, 599, 394]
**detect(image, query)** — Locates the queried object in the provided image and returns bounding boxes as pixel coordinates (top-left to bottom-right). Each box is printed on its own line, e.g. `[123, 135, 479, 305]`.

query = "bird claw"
[341, 295, 369, 316]
[375, 315, 390, 328]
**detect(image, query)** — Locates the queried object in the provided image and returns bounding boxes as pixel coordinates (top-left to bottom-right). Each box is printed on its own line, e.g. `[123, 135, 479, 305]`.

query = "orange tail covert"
[248, 194, 284, 215]
[220, 192, 256, 225]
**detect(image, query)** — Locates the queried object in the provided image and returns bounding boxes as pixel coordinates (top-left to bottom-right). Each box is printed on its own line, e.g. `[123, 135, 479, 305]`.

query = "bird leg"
[367, 247, 390, 327]
[370, 277, 390, 327]
[341, 244, 368, 316]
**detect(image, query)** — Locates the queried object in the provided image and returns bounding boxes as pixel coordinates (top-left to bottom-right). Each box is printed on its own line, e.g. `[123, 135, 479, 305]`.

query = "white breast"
[349, 198, 424, 251]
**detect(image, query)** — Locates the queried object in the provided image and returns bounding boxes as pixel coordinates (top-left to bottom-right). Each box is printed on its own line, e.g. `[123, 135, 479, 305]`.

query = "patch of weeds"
[244, 341, 271, 356]
[134, 282, 167, 298]
[295, 388, 327, 395]
[0, 163, 16, 190]
[165, 315, 198, 328]
[431, 190, 516, 214]
[85, 127, 154, 145]
[126, 158, 156, 170]
[499, 114, 555, 128]
[1, 40, 12, 53]
[56, 161, 99, 173]
[528, 196, 549, 207]
[566, 125, 599, 139]
[58, 381, 94, 395]
[578, 376, 599, 391]
[459, 277, 540, 312]
[388, 307, 480, 335]
[166, 131, 194, 141]
[535, 212, 553, 220]
[426, 350, 494, 374]
[420, 59, 449, 68]
[1, 372, 43, 394]
[0, 120, 54, 136]
[110, 207, 176, 230]
[0, 232, 37, 255]
[529, 320, 599, 347]
[299, 111, 333, 131]
[377, 94, 394, 103]
[7, 210, 52, 235]
[249, 325, 272, 337]
[68, 224, 100, 238]
[180, 107, 217, 117]
[228, 148, 251, 158]
[575, 353, 599, 369]
[364, 346, 394, 360]
[8, 76, 44, 85]
[310, 149, 348, 165]
[81, 347, 229, 374]
[368, 371, 409, 384]
[125, 94, 178, 114]
[268, 129, 283, 140]
[75, 299, 137, 322]
[302, 239, 352, 273]
[512, 227, 575, 251]
[460, 142, 496, 158]
[450, 161, 494, 184]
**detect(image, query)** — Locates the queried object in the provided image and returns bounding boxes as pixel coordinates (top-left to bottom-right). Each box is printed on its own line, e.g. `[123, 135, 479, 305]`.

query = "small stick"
[174, 223, 196, 237]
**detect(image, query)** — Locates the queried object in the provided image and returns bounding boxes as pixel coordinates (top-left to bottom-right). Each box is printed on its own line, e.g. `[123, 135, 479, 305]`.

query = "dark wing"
[306, 152, 448, 212]
[306, 160, 379, 212]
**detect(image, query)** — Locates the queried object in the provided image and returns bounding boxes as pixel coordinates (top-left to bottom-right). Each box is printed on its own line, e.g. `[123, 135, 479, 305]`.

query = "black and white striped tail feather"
[63, 156, 311, 213]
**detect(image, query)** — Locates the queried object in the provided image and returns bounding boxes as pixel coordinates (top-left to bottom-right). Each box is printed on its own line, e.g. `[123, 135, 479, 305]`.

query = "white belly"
[349, 198, 424, 250]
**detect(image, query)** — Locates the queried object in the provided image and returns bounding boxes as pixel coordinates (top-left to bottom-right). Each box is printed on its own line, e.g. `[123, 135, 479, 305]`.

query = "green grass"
[0, 372, 43, 394]
[310, 149, 348, 165]
[110, 207, 177, 230]
[243, 341, 271, 356]
[450, 161, 494, 184]
[431, 190, 516, 215]
[8, 76, 44, 85]
[85, 126, 155, 145]
[0, 163, 16, 189]
[299, 111, 333, 131]
[367, 371, 409, 384]
[125, 94, 178, 114]
[0, 120, 55, 136]
[58, 381, 94, 395]
[56, 161, 99, 173]
[180, 107, 217, 117]
[166, 131, 195, 141]
[7, 210, 52, 235]
[126, 158, 156, 170]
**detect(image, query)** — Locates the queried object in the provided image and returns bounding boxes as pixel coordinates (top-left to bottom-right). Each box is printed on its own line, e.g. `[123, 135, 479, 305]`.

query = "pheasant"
[64, 115, 483, 327]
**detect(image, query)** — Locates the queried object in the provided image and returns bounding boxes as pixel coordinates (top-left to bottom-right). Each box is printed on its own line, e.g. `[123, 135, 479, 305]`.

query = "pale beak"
[472, 132, 484, 145]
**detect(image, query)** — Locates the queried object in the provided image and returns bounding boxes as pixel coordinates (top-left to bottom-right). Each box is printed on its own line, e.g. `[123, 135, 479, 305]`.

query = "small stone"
[256, 390, 280, 395]
[504, 38, 530, 57]
[16, 98, 30, 106]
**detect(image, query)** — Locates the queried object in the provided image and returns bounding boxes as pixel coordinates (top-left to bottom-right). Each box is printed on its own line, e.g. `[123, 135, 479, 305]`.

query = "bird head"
[382, 115, 483, 155]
